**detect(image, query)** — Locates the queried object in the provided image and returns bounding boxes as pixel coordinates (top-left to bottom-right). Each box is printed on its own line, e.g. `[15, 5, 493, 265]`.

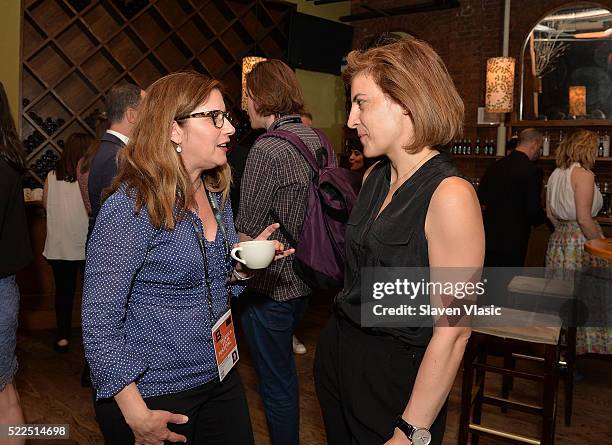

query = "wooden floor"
[15, 294, 612, 445]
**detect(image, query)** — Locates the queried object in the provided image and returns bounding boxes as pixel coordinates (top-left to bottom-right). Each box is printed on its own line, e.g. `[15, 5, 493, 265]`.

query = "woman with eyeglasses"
[82, 72, 293, 445]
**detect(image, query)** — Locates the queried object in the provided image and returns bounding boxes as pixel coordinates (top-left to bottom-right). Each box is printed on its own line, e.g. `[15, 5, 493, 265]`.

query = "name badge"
[211, 309, 239, 381]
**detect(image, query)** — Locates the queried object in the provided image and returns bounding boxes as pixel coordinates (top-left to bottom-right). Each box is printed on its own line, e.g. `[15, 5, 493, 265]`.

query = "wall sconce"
[569, 86, 586, 117]
[485, 57, 516, 113]
[241, 56, 267, 110]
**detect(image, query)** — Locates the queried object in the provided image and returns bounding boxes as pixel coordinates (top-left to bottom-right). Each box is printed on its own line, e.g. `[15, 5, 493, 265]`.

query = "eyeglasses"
[176, 110, 234, 129]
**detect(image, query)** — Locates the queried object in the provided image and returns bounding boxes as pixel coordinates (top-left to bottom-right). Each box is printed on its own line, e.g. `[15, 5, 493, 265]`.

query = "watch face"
[412, 429, 431, 445]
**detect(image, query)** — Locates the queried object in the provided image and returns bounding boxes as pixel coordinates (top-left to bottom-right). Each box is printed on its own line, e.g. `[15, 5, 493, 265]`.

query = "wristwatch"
[395, 416, 432, 445]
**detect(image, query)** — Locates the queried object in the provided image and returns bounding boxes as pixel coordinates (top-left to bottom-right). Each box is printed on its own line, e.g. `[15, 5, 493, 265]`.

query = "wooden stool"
[506, 276, 576, 427]
[458, 309, 562, 445]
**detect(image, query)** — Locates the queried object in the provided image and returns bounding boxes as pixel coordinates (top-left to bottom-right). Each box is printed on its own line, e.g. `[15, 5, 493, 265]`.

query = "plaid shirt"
[236, 114, 320, 301]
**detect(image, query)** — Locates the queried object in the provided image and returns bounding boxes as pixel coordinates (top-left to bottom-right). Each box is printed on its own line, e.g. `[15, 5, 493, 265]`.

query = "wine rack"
[21, 0, 293, 186]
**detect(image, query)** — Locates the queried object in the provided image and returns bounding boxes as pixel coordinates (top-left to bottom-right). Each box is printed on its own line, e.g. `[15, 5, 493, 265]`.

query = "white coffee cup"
[230, 240, 275, 270]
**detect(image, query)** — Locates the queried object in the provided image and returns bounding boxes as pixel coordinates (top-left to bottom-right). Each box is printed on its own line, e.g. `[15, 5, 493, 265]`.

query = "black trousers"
[314, 314, 448, 445]
[48, 259, 84, 341]
[484, 249, 526, 267]
[94, 369, 254, 445]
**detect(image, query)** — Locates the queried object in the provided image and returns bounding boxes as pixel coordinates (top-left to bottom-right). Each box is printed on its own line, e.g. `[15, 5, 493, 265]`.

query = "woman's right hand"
[126, 408, 189, 445]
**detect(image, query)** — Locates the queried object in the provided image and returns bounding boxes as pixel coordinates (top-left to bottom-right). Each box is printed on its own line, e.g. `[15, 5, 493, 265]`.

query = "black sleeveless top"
[336, 152, 461, 347]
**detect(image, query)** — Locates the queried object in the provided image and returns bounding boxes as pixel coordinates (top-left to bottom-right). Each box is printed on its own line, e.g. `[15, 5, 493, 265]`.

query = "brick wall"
[351, 0, 612, 124]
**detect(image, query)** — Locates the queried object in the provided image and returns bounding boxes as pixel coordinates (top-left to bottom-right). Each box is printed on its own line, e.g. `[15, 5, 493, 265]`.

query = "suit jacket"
[227, 143, 251, 214]
[477, 150, 548, 264]
[87, 132, 124, 239]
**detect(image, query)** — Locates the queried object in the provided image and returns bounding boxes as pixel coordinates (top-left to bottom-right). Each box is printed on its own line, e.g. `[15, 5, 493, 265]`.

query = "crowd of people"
[0, 34, 609, 445]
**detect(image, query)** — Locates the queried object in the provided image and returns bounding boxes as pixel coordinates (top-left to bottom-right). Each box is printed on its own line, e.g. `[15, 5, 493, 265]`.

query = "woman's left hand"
[254, 223, 295, 262]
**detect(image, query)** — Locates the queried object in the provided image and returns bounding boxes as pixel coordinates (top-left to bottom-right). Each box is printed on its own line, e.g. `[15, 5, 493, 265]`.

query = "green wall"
[0, 0, 21, 123]
[286, 0, 350, 151]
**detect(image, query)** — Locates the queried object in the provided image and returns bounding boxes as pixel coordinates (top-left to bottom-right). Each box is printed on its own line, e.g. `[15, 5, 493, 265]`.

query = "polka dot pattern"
[82, 188, 245, 399]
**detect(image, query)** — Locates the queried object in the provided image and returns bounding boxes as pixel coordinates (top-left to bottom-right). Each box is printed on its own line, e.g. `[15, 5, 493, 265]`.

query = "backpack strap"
[311, 128, 336, 168]
[256, 128, 335, 173]
[270, 207, 298, 248]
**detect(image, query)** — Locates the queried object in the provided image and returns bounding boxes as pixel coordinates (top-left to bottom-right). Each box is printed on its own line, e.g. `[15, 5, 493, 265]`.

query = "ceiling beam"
[339, 0, 460, 22]
[313, 0, 351, 5]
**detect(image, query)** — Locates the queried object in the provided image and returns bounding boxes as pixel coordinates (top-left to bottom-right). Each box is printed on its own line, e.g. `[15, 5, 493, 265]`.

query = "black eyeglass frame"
[176, 110, 234, 129]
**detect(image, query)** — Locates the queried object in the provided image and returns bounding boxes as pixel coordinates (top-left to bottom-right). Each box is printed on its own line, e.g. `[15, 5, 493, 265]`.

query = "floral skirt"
[546, 221, 611, 355]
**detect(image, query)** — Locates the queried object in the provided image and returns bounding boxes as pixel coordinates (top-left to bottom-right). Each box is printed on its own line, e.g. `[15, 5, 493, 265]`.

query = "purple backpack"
[258, 128, 361, 290]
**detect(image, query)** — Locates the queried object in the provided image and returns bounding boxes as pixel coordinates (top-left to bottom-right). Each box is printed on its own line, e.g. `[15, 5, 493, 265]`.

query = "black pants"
[484, 249, 526, 267]
[48, 259, 84, 341]
[314, 314, 448, 445]
[94, 369, 254, 445]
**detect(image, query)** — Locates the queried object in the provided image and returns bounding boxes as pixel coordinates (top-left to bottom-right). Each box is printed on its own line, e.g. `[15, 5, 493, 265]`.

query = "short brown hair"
[556, 130, 598, 171]
[343, 37, 464, 153]
[246, 59, 304, 117]
[108, 72, 231, 230]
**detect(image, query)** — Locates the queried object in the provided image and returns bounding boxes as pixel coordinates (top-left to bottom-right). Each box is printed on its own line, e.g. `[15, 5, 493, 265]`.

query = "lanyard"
[191, 189, 232, 322]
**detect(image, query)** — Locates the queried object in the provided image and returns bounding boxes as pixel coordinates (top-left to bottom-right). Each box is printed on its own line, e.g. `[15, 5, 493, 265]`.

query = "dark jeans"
[94, 369, 253, 445]
[314, 313, 448, 445]
[48, 259, 84, 341]
[239, 291, 308, 445]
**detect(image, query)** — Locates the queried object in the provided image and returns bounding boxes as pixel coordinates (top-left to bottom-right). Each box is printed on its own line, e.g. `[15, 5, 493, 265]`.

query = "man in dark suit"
[87, 84, 143, 238]
[478, 128, 549, 266]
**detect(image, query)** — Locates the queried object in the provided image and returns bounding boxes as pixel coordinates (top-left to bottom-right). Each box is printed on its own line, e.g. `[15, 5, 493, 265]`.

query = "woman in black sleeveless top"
[314, 37, 485, 445]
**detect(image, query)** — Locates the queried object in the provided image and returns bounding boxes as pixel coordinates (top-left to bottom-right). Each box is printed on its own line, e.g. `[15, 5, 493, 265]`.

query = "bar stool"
[505, 275, 576, 427]
[458, 308, 562, 445]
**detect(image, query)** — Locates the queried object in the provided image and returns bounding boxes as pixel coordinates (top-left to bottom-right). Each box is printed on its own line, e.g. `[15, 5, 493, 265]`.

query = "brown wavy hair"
[108, 72, 231, 230]
[343, 36, 464, 154]
[556, 130, 598, 171]
[246, 59, 305, 117]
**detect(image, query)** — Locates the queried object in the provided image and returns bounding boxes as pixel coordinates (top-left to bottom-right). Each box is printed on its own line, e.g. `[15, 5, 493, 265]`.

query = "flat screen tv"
[287, 12, 354, 75]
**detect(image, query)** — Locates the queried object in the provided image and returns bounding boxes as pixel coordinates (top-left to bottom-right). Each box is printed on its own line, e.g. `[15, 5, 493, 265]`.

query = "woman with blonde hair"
[546, 129, 609, 355]
[314, 37, 484, 445]
[82, 71, 292, 445]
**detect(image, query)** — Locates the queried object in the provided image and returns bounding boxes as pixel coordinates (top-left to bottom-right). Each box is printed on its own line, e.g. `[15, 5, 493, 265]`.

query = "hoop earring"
[176, 145, 182, 153]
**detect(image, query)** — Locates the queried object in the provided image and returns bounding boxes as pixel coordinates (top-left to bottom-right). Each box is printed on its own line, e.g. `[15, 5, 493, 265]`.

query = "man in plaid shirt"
[236, 60, 318, 445]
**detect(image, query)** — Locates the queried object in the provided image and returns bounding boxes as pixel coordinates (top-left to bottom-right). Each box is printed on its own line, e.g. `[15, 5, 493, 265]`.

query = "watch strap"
[395, 416, 416, 440]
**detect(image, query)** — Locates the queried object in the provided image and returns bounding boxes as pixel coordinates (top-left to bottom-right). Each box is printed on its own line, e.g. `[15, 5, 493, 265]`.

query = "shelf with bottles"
[537, 156, 612, 162]
[20, 0, 294, 186]
[510, 119, 612, 128]
[450, 138, 499, 157]
[532, 128, 612, 160]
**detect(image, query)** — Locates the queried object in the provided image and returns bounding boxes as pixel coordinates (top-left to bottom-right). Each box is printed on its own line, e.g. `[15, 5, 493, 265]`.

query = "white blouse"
[43, 171, 88, 260]
[546, 163, 603, 221]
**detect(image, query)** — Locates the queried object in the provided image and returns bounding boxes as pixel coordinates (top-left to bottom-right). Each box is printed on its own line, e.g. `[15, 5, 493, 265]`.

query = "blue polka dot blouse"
[82, 187, 245, 400]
